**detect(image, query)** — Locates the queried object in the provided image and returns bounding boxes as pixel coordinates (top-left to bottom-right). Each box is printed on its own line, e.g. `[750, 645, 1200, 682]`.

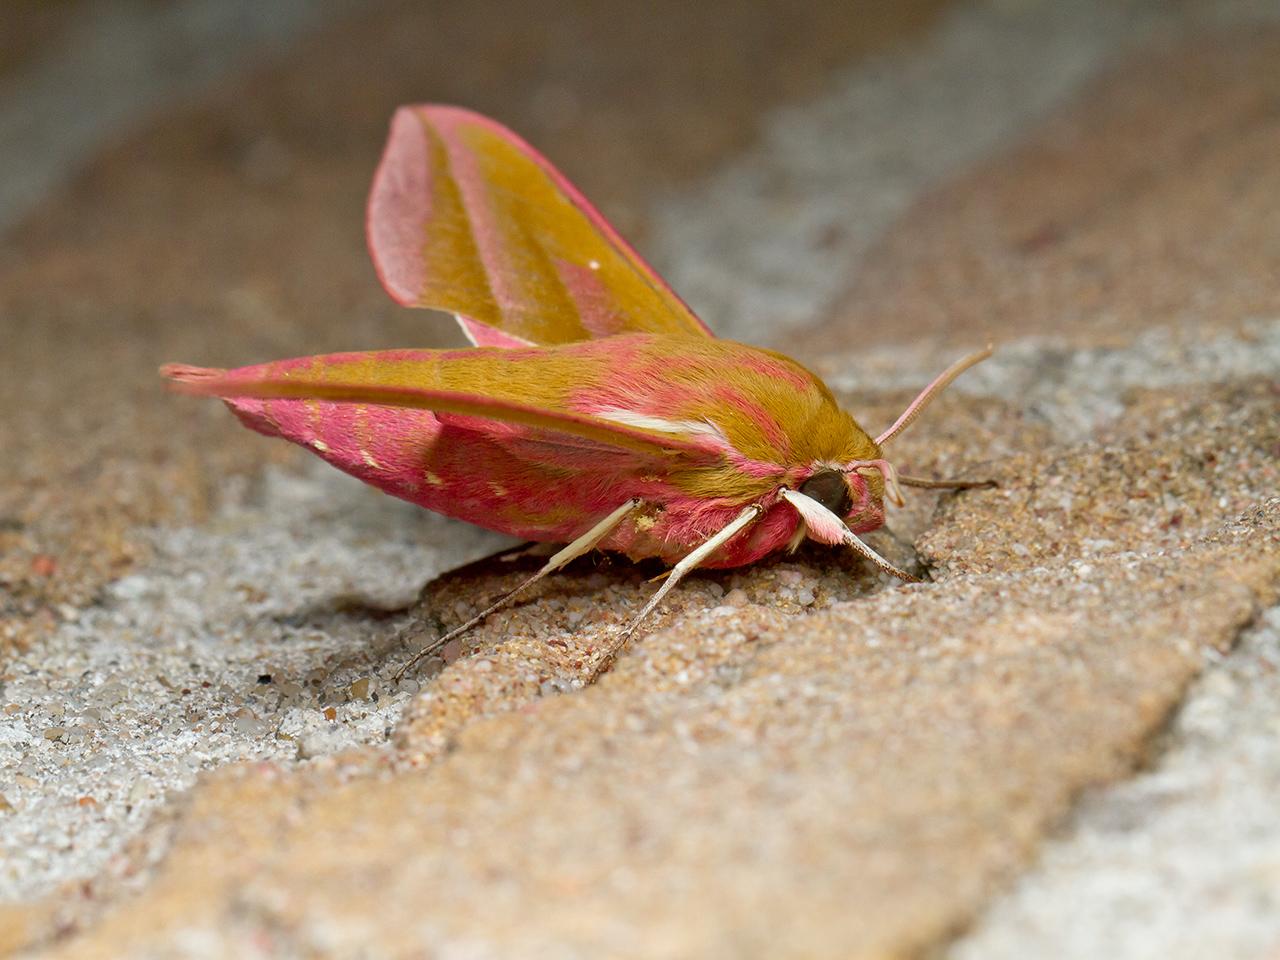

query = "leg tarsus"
[844, 529, 921, 582]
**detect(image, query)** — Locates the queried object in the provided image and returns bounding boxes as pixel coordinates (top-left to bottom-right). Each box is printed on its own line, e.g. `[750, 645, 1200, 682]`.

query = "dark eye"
[798, 470, 852, 517]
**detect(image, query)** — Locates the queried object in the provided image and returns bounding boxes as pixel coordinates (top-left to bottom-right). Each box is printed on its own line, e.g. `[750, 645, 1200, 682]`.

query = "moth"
[164, 105, 991, 677]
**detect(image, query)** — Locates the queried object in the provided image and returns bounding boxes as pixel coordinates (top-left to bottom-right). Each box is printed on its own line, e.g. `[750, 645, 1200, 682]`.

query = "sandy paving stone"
[4, 2, 1280, 958]
[814, 26, 1280, 355]
[15, 373, 1278, 959]
[952, 605, 1280, 960]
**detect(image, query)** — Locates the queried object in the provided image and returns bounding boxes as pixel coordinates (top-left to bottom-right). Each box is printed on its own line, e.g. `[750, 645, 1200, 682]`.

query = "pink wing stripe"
[456, 316, 534, 348]
[366, 107, 430, 307]
[368, 108, 508, 345]
[554, 258, 626, 339]
[435, 112, 526, 328]
[367, 104, 714, 344]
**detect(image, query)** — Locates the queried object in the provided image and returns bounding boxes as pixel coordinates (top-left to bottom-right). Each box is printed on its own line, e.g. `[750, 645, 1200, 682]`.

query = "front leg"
[617, 503, 765, 644]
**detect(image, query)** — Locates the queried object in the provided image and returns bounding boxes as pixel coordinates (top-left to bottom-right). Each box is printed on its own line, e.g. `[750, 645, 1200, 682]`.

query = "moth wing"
[431, 412, 663, 475]
[161, 348, 721, 461]
[367, 104, 712, 346]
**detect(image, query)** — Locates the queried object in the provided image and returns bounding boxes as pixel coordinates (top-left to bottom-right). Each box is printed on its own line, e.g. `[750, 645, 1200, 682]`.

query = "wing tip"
[368, 104, 521, 309]
[160, 363, 228, 395]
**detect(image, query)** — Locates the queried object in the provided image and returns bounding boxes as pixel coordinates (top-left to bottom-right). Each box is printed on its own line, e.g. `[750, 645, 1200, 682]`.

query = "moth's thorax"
[568, 334, 880, 503]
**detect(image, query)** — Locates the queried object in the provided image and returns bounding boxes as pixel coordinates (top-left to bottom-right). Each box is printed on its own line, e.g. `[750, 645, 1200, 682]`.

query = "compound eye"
[798, 470, 852, 517]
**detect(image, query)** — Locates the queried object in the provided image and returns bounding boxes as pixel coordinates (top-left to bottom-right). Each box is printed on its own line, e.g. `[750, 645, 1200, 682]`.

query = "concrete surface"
[2, 0, 1278, 957]
[953, 606, 1280, 960]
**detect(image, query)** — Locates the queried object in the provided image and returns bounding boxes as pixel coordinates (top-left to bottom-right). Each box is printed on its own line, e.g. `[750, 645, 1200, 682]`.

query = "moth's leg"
[898, 475, 997, 490]
[393, 498, 643, 680]
[618, 504, 764, 643]
[843, 530, 921, 582]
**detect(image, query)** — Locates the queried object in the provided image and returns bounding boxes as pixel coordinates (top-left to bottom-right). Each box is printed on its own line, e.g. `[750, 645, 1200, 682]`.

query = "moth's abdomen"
[599, 496, 803, 568]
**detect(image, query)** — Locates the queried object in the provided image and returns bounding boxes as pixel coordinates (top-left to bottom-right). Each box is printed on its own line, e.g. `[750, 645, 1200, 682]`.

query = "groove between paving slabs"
[0, 463, 509, 904]
[649, 0, 1210, 343]
[949, 604, 1280, 960]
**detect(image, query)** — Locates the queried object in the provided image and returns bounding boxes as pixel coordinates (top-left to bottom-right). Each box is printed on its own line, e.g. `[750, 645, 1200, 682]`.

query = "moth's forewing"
[161, 344, 717, 458]
[367, 105, 713, 346]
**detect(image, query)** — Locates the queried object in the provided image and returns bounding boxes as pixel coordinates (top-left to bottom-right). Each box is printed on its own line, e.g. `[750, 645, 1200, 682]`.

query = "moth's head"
[783, 345, 994, 555]
[796, 462, 896, 535]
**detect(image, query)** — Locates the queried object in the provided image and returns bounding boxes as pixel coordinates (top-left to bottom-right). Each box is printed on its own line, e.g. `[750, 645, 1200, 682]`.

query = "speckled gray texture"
[952, 606, 1280, 960]
[818, 317, 1280, 440]
[0, 464, 504, 902]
